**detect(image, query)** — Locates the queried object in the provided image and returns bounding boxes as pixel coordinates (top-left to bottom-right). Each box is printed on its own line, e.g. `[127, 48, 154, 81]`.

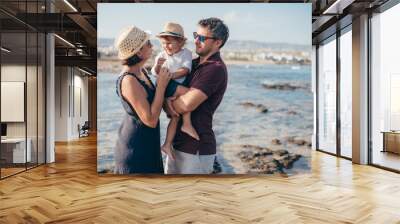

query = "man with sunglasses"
[165, 17, 229, 174]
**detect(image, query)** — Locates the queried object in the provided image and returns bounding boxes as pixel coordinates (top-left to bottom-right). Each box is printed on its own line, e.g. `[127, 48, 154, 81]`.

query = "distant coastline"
[98, 39, 311, 74]
[98, 58, 307, 74]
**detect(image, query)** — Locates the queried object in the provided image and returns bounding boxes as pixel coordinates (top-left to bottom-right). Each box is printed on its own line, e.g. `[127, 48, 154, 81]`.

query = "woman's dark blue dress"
[114, 71, 164, 174]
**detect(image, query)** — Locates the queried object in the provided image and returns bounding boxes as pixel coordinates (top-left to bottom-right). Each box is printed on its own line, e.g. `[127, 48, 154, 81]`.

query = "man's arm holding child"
[169, 65, 224, 114]
[171, 88, 208, 114]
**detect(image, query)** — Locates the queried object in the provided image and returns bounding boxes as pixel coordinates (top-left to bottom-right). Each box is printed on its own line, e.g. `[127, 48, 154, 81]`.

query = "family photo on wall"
[97, 3, 312, 175]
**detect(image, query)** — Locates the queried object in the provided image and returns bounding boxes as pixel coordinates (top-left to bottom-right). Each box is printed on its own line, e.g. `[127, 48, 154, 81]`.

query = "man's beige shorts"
[165, 148, 216, 174]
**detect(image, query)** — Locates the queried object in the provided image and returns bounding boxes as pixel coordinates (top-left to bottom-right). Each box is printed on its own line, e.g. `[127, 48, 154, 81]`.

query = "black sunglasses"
[193, 32, 217, 43]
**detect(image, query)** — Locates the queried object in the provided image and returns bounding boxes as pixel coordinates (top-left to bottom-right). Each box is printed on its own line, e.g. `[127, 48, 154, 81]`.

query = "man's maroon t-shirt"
[173, 52, 228, 155]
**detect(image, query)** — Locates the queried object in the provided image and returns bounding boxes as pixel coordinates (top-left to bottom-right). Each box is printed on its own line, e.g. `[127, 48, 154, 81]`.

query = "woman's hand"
[154, 57, 166, 75]
[157, 67, 172, 89]
[156, 57, 166, 68]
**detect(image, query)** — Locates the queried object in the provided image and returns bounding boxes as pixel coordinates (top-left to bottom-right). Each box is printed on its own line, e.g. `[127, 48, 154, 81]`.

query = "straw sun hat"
[115, 26, 150, 60]
[156, 22, 186, 40]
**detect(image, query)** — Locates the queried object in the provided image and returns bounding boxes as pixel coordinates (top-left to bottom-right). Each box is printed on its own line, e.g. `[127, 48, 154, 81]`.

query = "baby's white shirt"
[151, 48, 192, 84]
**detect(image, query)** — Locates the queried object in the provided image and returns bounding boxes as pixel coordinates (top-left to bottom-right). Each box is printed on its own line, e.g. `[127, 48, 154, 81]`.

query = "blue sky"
[98, 3, 311, 45]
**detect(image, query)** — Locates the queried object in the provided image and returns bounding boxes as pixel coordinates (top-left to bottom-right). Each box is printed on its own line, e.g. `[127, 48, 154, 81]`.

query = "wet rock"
[293, 139, 306, 146]
[239, 102, 269, 113]
[287, 136, 312, 147]
[254, 158, 279, 174]
[259, 108, 269, 113]
[271, 138, 282, 145]
[273, 153, 290, 162]
[241, 144, 265, 151]
[238, 145, 301, 174]
[239, 134, 252, 139]
[287, 136, 296, 143]
[273, 153, 301, 169]
[260, 148, 273, 155]
[273, 149, 289, 156]
[212, 157, 222, 174]
[98, 169, 109, 174]
[262, 83, 305, 91]
[284, 154, 301, 169]
[238, 150, 255, 162]
[240, 145, 273, 158]
[263, 161, 278, 174]
[248, 159, 264, 169]
[240, 102, 256, 107]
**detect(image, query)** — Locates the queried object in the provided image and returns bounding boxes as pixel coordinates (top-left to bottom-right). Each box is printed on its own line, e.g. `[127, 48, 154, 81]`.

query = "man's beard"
[196, 46, 211, 57]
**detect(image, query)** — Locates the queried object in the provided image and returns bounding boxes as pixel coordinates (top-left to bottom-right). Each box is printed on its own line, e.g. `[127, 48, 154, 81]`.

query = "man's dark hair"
[198, 17, 229, 49]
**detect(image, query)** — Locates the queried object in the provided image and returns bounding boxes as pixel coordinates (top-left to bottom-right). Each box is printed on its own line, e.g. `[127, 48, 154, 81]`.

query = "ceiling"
[310, 0, 390, 44]
[0, 0, 98, 74]
[0, 0, 395, 75]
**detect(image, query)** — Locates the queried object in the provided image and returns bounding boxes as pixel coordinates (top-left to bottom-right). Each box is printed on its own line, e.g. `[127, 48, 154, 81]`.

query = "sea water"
[97, 64, 313, 174]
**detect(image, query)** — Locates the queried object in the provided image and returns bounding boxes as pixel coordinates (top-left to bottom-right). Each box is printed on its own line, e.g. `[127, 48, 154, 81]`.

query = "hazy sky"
[98, 3, 311, 45]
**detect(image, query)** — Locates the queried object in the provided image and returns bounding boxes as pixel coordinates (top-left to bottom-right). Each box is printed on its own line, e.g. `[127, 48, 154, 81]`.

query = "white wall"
[73, 72, 89, 135]
[54, 67, 89, 141]
[54, 66, 69, 141]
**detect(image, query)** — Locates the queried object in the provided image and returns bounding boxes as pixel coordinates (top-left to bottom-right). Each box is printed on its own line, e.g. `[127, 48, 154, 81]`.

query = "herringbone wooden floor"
[1, 134, 400, 224]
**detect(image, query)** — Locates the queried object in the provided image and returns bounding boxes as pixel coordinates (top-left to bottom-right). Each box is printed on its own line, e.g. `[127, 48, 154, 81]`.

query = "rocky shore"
[237, 145, 302, 174]
[236, 136, 311, 174]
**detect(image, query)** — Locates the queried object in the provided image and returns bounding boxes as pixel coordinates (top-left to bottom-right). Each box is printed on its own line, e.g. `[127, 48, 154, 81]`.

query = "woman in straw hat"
[113, 26, 172, 174]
